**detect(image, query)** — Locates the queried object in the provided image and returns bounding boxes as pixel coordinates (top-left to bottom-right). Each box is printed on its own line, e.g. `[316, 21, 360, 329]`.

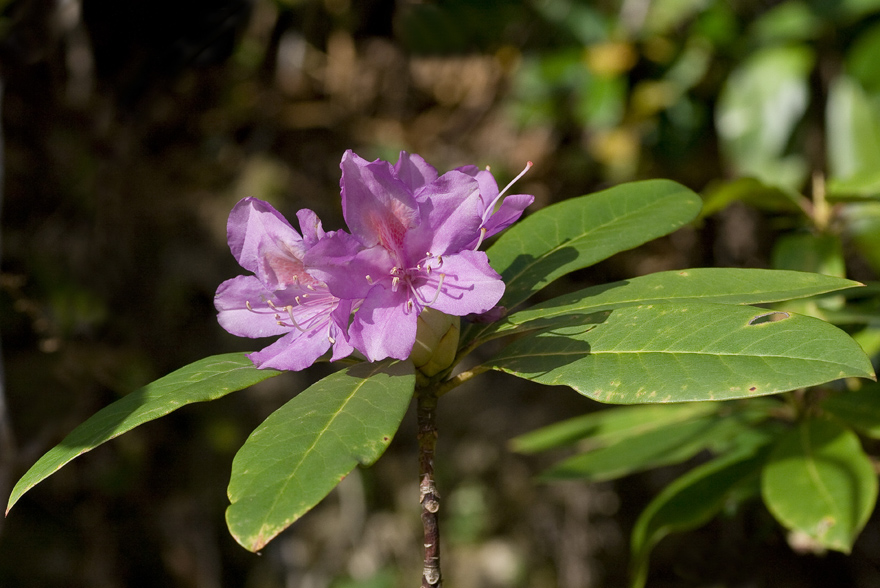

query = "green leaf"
[629, 447, 769, 588]
[226, 360, 415, 552]
[842, 203, 880, 274]
[6, 353, 282, 513]
[700, 177, 805, 218]
[716, 45, 814, 190]
[772, 233, 846, 277]
[511, 402, 718, 454]
[826, 75, 880, 199]
[761, 418, 878, 553]
[748, 0, 823, 43]
[846, 21, 880, 94]
[538, 411, 766, 482]
[485, 180, 701, 311]
[480, 269, 861, 341]
[821, 383, 880, 439]
[486, 302, 875, 404]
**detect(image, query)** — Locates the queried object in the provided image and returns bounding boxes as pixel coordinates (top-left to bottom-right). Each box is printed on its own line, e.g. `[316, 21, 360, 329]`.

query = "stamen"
[328, 335, 336, 344]
[391, 276, 400, 292]
[366, 274, 373, 284]
[284, 305, 307, 332]
[427, 274, 446, 306]
[473, 227, 487, 250]
[500, 161, 533, 198]
[484, 161, 533, 222]
[407, 299, 414, 312]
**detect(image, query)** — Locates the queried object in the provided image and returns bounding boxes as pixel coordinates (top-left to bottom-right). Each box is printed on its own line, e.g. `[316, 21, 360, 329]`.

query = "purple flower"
[215, 151, 534, 371]
[305, 150, 525, 362]
[214, 198, 354, 371]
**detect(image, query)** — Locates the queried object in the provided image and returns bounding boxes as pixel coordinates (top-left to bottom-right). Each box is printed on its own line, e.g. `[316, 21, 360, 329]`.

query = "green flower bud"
[411, 308, 460, 385]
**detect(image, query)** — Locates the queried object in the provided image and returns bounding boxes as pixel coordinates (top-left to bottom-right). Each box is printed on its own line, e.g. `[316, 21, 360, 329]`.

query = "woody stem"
[417, 387, 441, 587]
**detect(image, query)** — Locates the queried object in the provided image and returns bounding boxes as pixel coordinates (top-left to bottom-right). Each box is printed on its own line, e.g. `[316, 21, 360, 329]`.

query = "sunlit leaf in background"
[716, 45, 814, 190]
[762, 418, 878, 553]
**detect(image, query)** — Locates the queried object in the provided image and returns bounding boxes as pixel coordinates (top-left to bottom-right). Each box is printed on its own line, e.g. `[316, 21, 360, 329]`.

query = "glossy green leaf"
[478, 269, 861, 342]
[630, 447, 769, 588]
[761, 418, 878, 552]
[511, 402, 718, 454]
[486, 302, 875, 404]
[716, 45, 814, 190]
[226, 360, 415, 552]
[6, 353, 282, 513]
[484, 180, 701, 311]
[821, 383, 880, 439]
[826, 75, 880, 199]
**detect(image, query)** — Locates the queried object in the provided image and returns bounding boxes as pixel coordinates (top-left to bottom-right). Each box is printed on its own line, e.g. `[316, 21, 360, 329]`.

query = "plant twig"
[417, 388, 441, 587]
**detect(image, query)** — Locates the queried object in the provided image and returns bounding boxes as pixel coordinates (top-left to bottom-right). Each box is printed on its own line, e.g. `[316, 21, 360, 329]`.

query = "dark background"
[0, 0, 879, 586]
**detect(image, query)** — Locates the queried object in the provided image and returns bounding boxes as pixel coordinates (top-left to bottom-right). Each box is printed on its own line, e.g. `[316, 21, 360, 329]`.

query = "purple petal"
[248, 329, 333, 371]
[466, 193, 535, 249]
[415, 250, 505, 316]
[456, 167, 500, 212]
[340, 150, 419, 254]
[407, 170, 484, 258]
[305, 233, 390, 299]
[394, 151, 438, 192]
[227, 198, 302, 276]
[296, 208, 326, 248]
[348, 288, 418, 361]
[215, 275, 290, 338]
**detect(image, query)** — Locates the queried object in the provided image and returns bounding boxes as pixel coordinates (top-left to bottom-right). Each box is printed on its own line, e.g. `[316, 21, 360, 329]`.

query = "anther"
[391, 276, 400, 292]
[366, 274, 373, 284]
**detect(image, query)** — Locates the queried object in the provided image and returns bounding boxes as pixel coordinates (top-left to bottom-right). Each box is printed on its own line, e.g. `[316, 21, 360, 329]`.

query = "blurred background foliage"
[0, 0, 879, 586]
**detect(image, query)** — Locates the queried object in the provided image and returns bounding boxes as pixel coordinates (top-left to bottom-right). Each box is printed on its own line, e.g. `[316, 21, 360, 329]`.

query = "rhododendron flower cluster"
[215, 150, 533, 371]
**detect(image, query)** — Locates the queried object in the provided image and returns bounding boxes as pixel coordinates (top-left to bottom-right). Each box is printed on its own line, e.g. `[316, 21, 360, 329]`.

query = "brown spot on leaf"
[748, 311, 790, 326]
[749, 386, 757, 392]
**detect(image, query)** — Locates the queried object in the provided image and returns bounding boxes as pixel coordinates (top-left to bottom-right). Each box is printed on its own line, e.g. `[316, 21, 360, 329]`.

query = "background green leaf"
[511, 402, 718, 454]
[484, 179, 701, 311]
[761, 418, 878, 552]
[629, 448, 769, 588]
[486, 302, 875, 404]
[716, 45, 814, 189]
[826, 75, 880, 198]
[6, 353, 281, 513]
[225, 360, 415, 552]
[537, 410, 768, 482]
[821, 383, 880, 438]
